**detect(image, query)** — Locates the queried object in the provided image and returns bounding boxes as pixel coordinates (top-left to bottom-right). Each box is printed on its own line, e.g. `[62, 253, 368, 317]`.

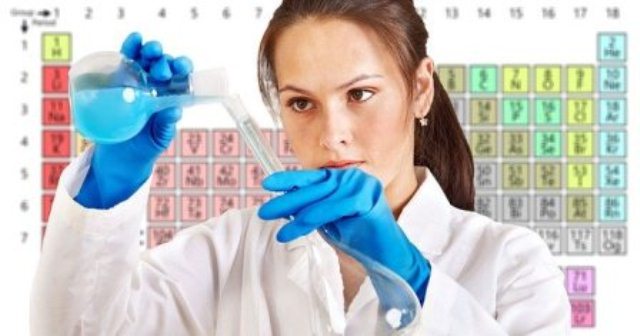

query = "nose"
[319, 105, 353, 151]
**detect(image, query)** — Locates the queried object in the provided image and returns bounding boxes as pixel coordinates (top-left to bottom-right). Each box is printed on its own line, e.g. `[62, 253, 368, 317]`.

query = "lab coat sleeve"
[30, 147, 242, 335]
[415, 229, 571, 335]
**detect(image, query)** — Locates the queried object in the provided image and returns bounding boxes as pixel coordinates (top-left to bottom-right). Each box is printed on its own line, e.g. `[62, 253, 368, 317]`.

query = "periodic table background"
[1, 0, 638, 334]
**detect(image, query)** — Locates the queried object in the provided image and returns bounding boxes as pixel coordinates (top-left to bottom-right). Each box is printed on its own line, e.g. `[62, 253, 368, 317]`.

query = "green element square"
[535, 131, 562, 157]
[470, 65, 498, 94]
[502, 98, 530, 126]
[535, 98, 562, 125]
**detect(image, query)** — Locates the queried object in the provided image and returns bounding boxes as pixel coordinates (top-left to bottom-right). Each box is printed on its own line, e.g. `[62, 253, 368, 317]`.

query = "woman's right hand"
[74, 32, 193, 209]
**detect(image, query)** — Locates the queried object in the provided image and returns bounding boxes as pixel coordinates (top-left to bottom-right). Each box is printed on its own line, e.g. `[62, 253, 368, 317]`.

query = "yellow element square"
[567, 99, 594, 125]
[535, 163, 561, 189]
[567, 65, 594, 93]
[503, 131, 529, 157]
[42, 33, 72, 62]
[502, 163, 529, 189]
[535, 65, 562, 93]
[567, 195, 594, 222]
[567, 132, 594, 157]
[503, 65, 529, 93]
[470, 99, 497, 125]
[75, 132, 91, 156]
[471, 132, 497, 157]
[567, 163, 594, 189]
[438, 65, 466, 93]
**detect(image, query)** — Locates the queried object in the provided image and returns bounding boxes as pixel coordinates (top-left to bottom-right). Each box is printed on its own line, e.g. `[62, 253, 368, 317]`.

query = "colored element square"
[502, 65, 529, 93]
[212, 163, 240, 189]
[147, 227, 176, 248]
[598, 66, 626, 93]
[599, 195, 626, 222]
[535, 131, 562, 157]
[567, 196, 594, 222]
[246, 194, 271, 208]
[278, 130, 295, 157]
[502, 163, 529, 189]
[180, 129, 209, 157]
[438, 65, 466, 93]
[534, 65, 561, 93]
[148, 195, 176, 222]
[42, 33, 71, 62]
[534, 98, 562, 126]
[151, 163, 176, 189]
[535, 163, 561, 189]
[567, 227, 594, 255]
[42, 66, 69, 93]
[42, 162, 68, 190]
[598, 32, 626, 62]
[470, 99, 497, 125]
[503, 131, 529, 157]
[567, 99, 594, 125]
[598, 99, 626, 125]
[212, 130, 240, 157]
[566, 266, 595, 296]
[534, 196, 562, 222]
[567, 66, 594, 93]
[471, 131, 497, 157]
[181, 195, 208, 222]
[567, 163, 594, 189]
[469, 65, 497, 94]
[42, 98, 70, 125]
[245, 130, 273, 157]
[502, 98, 529, 125]
[599, 163, 625, 189]
[42, 130, 71, 157]
[42, 194, 55, 223]
[502, 195, 529, 222]
[567, 132, 593, 157]
[181, 163, 208, 189]
[571, 299, 595, 328]
[245, 163, 265, 189]
[213, 195, 240, 217]
[599, 131, 626, 157]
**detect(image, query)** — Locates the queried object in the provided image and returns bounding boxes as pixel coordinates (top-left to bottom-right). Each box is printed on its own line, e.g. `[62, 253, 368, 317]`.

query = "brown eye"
[287, 98, 314, 113]
[349, 89, 374, 102]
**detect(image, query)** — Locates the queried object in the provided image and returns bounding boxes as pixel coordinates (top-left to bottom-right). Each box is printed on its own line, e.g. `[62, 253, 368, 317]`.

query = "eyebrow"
[278, 74, 383, 94]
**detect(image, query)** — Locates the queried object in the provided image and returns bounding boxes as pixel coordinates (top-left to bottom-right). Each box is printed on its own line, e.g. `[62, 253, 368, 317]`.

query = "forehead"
[273, 17, 399, 86]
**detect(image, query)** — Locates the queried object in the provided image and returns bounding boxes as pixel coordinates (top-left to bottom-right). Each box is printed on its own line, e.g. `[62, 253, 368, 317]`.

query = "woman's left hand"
[258, 168, 430, 303]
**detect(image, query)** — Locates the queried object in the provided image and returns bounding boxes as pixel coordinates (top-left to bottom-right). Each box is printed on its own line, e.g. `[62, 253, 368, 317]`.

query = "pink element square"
[245, 163, 265, 189]
[213, 130, 240, 157]
[277, 130, 295, 157]
[212, 163, 240, 189]
[42, 162, 69, 190]
[565, 266, 595, 296]
[213, 195, 240, 217]
[42, 98, 70, 125]
[245, 130, 273, 157]
[180, 129, 209, 157]
[42, 66, 69, 93]
[147, 227, 176, 248]
[181, 163, 208, 189]
[180, 195, 208, 222]
[246, 194, 272, 208]
[148, 195, 176, 222]
[571, 299, 595, 328]
[151, 163, 176, 189]
[161, 140, 176, 158]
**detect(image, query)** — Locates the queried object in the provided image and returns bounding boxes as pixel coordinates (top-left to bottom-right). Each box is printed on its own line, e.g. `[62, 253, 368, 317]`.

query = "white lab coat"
[31, 146, 570, 335]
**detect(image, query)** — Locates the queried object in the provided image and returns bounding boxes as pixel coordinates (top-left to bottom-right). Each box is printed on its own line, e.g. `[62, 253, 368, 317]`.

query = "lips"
[323, 160, 365, 168]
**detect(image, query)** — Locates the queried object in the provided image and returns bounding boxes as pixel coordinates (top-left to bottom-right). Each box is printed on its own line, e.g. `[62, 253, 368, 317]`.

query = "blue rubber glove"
[258, 168, 431, 304]
[74, 32, 193, 209]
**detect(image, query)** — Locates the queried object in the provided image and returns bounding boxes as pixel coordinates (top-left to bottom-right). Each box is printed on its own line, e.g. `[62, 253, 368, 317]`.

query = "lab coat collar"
[284, 166, 452, 257]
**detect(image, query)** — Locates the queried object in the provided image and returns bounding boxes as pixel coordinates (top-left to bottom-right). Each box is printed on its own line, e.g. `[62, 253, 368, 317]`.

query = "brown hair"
[257, 0, 475, 211]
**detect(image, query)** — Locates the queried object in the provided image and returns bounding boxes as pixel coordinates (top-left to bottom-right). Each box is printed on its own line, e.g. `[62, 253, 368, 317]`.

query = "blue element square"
[598, 33, 627, 62]
[599, 195, 626, 222]
[599, 98, 626, 125]
[599, 131, 626, 157]
[599, 66, 626, 93]
[598, 163, 626, 189]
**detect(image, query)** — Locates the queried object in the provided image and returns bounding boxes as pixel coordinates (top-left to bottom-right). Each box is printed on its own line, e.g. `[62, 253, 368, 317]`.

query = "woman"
[31, 0, 570, 334]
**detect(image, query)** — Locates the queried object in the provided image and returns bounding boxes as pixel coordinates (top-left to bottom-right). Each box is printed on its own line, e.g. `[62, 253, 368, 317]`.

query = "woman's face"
[273, 18, 433, 190]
